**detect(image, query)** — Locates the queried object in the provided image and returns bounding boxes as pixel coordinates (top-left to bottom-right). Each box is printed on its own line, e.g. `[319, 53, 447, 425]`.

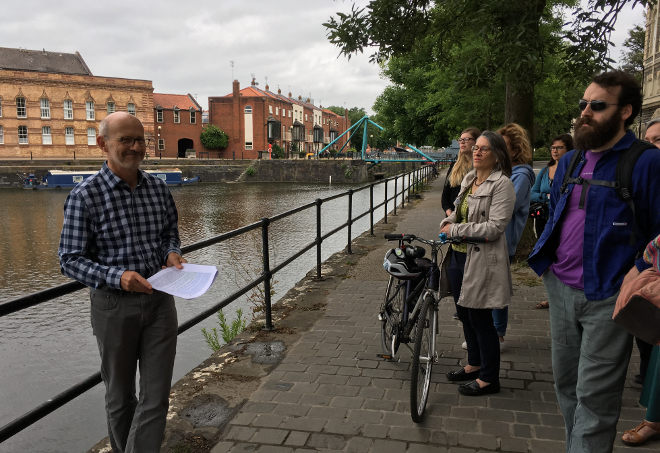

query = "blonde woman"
[442, 127, 480, 217]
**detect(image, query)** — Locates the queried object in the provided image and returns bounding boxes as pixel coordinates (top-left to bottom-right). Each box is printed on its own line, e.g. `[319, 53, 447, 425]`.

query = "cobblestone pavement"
[210, 177, 656, 453]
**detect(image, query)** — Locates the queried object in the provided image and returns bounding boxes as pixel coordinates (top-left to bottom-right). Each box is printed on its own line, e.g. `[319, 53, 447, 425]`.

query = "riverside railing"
[0, 164, 435, 443]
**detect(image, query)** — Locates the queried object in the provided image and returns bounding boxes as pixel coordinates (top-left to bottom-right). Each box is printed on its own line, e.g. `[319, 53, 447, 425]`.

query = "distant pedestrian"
[59, 112, 185, 452]
[528, 70, 660, 453]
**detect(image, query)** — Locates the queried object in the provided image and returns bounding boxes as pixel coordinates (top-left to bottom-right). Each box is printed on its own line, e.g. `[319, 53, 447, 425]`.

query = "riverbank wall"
[0, 159, 423, 186]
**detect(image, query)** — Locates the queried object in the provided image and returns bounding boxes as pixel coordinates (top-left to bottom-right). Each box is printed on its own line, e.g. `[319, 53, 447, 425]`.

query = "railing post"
[261, 218, 273, 330]
[347, 189, 353, 254]
[407, 172, 411, 202]
[369, 183, 374, 236]
[316, 198, 323, 279]
[401, 173, 405, 209]
[384, 179, 388, 224]
[393, 176, 398, 216]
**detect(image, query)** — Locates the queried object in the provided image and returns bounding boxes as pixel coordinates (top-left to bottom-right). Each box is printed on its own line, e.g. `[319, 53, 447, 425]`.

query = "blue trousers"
[543, 271, 632, 453]
[91, 288, 178, 453]
[490, 255, 514, 337]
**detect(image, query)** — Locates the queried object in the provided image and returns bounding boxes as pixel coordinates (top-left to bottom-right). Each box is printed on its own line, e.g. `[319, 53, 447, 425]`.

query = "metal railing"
[0, 164, 435, 443]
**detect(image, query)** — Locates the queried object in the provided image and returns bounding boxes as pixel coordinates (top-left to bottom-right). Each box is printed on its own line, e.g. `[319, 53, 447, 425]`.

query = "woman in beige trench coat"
[440, 130, 515, 396]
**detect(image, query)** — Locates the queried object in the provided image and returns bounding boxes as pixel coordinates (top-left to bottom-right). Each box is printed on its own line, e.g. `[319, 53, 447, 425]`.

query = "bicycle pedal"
[377, 353, 393, 360]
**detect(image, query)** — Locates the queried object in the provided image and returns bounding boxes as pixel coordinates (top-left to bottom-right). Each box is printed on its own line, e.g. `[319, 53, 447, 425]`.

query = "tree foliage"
[327, 105, 369, 149]
[324, 0, 655, 143]
[200, 125, 229, 150]
[619, 24, 645, 78]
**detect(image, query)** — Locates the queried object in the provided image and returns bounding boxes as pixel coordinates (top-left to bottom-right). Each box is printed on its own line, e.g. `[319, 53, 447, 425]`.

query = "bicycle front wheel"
[410, 294, 435, 423]
[380, 277, 405, 358]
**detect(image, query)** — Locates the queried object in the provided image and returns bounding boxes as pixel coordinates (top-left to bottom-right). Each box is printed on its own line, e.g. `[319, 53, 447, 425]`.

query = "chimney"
[278, 88, 281, 94]
[288, 92, 292, 97]
[233, 80, 240, 97]
[265, 84, 269, 91]
[251, 77, 256, 86]
[298, 95, 302, 100]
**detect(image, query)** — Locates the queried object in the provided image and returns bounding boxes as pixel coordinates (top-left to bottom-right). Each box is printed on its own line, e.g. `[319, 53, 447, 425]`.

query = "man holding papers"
[58, 112, 185, 453]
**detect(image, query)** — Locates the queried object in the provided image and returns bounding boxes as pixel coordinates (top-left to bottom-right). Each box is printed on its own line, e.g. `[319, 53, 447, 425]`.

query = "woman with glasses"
[530, 134, 573, 238]
[494, 123, 535, 347]
[440, 131, 514, 396]
[442, 127, 480, 217]
[442, 127, 480, 321]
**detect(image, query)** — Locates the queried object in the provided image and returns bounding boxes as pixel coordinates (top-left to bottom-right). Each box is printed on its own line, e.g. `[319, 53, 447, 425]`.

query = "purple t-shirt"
[551, 150, 605, 289]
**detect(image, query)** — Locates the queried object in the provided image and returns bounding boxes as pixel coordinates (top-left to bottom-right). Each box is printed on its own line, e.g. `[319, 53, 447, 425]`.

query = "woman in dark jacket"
[442, 127, 480, 216]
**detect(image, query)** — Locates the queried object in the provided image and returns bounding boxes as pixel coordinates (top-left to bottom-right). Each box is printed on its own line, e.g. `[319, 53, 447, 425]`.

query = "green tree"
[200, 125, 229, 150]
[619, 24, 645, 79]
[327, 105, 369, 149]
[324, 0, 655, 139]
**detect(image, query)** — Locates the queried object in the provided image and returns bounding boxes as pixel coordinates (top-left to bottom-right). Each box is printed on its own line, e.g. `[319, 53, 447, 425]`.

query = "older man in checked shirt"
[59, 112, 185, 453]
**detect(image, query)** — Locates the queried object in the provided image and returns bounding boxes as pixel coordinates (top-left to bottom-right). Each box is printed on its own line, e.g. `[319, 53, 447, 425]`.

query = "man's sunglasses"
[578, 99, 619, 112]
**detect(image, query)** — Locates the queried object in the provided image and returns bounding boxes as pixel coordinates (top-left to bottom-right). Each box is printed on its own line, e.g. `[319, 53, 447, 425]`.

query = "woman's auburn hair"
[497, 123, 532, 166]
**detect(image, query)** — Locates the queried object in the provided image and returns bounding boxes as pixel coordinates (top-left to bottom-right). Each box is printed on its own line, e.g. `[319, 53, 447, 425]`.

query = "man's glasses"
[458, 137, 474, 144]
[550, 146, 566, 151]
[471, 145, 491, 154]
[114, 136, 152, 147]
[578, 100, 618, 112]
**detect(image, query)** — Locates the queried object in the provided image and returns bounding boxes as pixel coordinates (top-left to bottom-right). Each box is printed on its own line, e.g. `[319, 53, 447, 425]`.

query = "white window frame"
[244, 105, 252, 114]
[65, 127, 75, 145]
[158, 138, 165, 150]
[0, 125, 4, 144]
[63, 100, 73, 120]
[40, 98, 51, 119]
[127, 103, 136, 115]
[42, 126, 52, 145]
[18, 125, 28, 144]
[16, 97, 26, 118]
[87, 127, 96, 145]
[288, 110, 292, 118]
[269, 105, 273, 114]
[245, 141, 253, 150]
[86, 101, 95, 120]
[173, 108, 180, 124]
[0, 97, 3, 117]
[275, 107, 279, 116]
[107, 101, 115, 114]
[156, 109, 163, 123]
[190, 110, 196, 124]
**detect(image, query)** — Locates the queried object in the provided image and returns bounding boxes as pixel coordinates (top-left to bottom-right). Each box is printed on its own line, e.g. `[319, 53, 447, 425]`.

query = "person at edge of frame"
[528, 70, 660, 453]
[58, 111, 186, 453]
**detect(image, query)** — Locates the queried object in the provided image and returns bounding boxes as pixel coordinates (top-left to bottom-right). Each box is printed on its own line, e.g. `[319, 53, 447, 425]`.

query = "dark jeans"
[447, 249, 500, 384]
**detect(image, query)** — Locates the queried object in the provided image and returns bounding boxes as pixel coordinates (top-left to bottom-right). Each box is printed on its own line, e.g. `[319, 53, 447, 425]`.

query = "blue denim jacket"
[528, 131, 660, 300]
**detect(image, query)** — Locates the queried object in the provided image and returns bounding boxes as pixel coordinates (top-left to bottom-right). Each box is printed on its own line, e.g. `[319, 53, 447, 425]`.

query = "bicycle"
[379, 232, 486, 422]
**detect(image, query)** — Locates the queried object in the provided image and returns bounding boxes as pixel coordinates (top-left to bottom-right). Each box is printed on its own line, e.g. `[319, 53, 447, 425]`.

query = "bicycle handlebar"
[438, 232, 490, 244]
[384, 232, 489, 246]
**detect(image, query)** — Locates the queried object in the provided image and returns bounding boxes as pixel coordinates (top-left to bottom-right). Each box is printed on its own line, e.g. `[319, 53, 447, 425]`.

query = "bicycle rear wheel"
[410, 294, 435, 423]
[380, 276, 405, 358]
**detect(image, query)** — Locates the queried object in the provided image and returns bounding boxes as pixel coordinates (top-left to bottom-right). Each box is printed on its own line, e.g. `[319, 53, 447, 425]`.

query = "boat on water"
[23, 168, 200, 189]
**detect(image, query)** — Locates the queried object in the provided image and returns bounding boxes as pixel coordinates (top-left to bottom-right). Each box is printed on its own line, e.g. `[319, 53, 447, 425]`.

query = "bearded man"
[528, 71, 660, 453]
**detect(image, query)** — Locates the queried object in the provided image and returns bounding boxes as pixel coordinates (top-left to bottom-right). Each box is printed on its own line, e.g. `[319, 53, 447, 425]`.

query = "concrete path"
[206, 177, 654, 453]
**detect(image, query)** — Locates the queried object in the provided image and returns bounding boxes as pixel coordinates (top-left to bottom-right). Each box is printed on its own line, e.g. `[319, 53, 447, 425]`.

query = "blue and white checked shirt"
[58, 163, 181, 289]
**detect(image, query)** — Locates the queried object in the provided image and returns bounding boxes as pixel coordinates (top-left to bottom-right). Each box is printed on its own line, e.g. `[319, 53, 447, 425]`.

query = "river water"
[0, 179, 405, 453]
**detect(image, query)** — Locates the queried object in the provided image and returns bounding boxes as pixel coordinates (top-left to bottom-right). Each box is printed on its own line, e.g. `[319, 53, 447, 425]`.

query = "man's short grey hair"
[647, 118, 660, 128]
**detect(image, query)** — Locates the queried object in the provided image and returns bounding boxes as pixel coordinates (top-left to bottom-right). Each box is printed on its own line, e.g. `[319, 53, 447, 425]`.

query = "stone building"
[153, 93, 204, 158]
[0, 47, 153, 158]
[208, 79, 350, 159]
[643, 5, 660, 126]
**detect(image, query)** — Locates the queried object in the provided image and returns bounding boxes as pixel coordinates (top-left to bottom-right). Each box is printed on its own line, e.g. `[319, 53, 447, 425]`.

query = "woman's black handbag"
[529, 202, 548, 220]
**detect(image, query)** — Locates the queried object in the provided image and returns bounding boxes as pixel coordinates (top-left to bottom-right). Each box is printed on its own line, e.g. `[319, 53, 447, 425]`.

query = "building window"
[0, 125, 3, 144]
[86, 101, 95, 120]
[173, 108, 180, 123]
[269, 105, 273, 114]
[158, 138, 165, 150]
[0, 97, 2, 117]
[65, 127, 75, 145]
[18, 125, 28, 144]
[63, 100, 73, 119]
[107, 101, 115, 113]
[42, 126, 52, 145]
[275, 107, 279, 116]
[245, 141, 253, 150]
[87, 127, 96, 145]
[16, 97, 26, 118]
[244, 105, 252, 114]
[127, 103, 136, 115]
[156, 109, 163, 122]
[190, 110, 196, 124]
[288, 110, 291, 118]
[305, 114, 308, 122]
[40, 98, 51, 119]
[281, 108, 285, 117]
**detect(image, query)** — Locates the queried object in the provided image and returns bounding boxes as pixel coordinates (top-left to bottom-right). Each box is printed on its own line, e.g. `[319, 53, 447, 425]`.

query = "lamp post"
[157, 126, 162, 159]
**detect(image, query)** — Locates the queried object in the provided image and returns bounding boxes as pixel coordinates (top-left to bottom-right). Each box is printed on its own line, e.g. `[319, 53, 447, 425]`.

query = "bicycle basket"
[383, 248, 423, 279]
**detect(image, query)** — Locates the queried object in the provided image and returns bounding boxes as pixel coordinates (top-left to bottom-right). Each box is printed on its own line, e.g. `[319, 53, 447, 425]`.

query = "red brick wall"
[154, 108, 203, 158]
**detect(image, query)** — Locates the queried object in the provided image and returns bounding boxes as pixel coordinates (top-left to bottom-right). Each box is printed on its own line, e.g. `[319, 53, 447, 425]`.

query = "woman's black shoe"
[446, 367, 480, 381]
[458, 380, 500, 396]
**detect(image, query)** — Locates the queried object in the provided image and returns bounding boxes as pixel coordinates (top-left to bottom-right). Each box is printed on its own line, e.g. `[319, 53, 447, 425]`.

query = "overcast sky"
[1, 1, 646, 113]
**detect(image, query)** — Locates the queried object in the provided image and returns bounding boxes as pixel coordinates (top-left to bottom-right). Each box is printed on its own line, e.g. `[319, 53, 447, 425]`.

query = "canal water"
[0, 179, 404, 453]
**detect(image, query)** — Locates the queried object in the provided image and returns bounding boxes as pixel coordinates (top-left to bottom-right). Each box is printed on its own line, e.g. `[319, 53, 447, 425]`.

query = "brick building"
[208, 79, 350, 159]
[0, 47, 153, 159]
[153, 93, 204, 158]
[643, 4, 660, 127]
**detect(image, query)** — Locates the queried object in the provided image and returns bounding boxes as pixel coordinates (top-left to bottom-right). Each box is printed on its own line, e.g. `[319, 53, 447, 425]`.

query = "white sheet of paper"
[147, 263, 218, 299]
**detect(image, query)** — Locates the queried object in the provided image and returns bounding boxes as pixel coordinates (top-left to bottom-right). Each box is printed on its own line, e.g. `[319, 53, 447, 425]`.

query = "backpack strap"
[559, 149, 584, 195]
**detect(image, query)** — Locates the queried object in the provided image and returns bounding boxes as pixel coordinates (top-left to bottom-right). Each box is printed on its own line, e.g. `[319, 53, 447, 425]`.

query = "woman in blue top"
[530, 134, 573, 238]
